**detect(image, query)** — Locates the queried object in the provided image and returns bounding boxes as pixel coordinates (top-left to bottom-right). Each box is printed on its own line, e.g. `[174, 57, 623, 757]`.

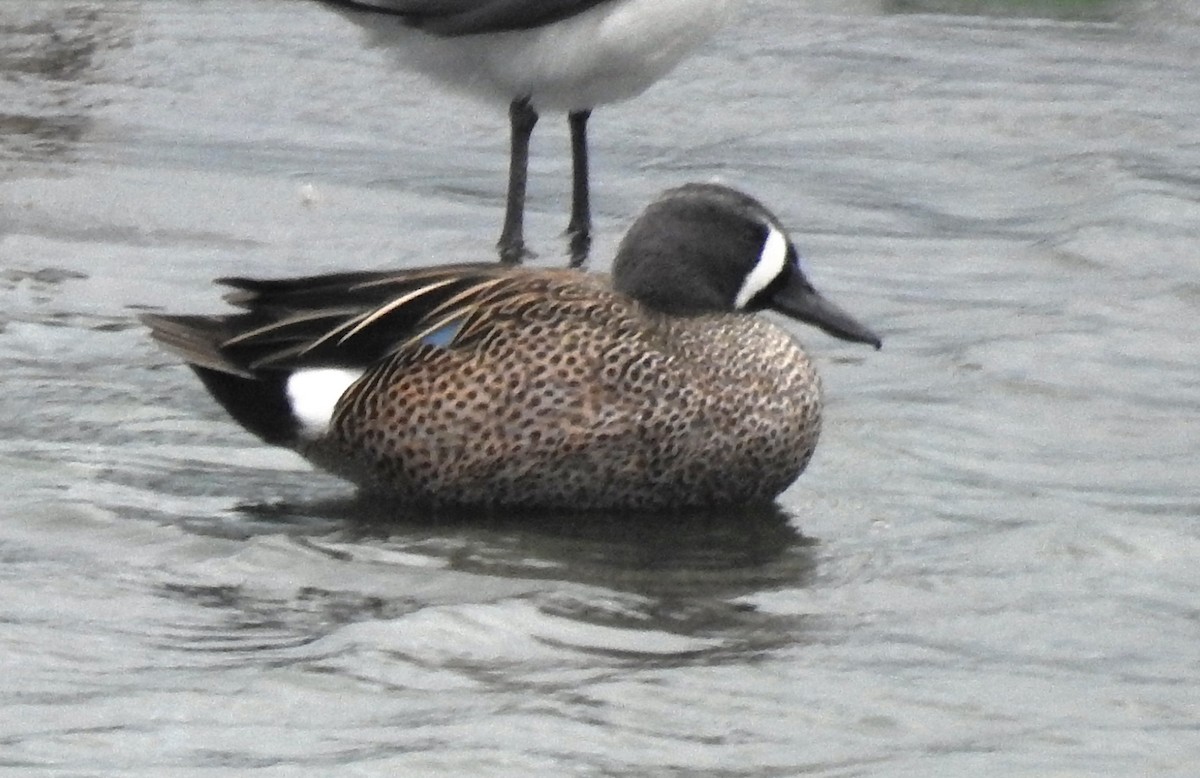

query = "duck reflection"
[159, 498, 824, 669]
[229, 496, 820, 604]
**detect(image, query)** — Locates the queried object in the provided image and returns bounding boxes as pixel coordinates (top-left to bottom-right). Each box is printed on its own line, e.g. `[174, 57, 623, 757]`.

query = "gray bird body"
[317, 0, 731, 110]
[313, 0, 734, 262]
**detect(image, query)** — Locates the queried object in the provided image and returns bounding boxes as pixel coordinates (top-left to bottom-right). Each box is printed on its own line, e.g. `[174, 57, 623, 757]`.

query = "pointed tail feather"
[140, 313, 252, 378]
[142, 313, 299, 445]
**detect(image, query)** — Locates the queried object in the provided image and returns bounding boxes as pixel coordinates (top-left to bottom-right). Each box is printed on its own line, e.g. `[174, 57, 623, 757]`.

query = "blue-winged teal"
[143, 183, 881, 511]
[314, 0, 733, 262]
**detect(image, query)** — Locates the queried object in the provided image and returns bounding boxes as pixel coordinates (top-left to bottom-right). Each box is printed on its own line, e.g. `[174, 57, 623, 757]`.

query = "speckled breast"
[308, 279, 823, 511]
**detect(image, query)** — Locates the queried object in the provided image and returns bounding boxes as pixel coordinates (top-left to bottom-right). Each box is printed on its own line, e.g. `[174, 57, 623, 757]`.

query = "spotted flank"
[143, 183, 880, 510]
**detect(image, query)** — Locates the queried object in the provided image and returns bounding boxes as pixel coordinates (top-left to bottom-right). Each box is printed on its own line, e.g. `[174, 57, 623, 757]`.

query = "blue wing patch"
[418, 317, 466, 348]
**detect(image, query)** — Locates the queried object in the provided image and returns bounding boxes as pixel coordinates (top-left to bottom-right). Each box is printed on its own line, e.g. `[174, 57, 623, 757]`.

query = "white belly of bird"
[362, 0, 734, 111]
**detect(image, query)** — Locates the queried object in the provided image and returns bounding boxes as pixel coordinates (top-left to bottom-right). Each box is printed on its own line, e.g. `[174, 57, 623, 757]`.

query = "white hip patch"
[286, 368, 363, 439]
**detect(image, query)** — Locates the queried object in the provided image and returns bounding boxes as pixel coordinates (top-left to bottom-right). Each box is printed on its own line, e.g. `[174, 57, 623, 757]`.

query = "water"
[2, 0, 1198, 774]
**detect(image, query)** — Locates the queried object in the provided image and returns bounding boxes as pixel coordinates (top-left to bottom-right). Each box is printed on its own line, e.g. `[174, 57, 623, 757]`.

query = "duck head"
[612, 183, 882, 349]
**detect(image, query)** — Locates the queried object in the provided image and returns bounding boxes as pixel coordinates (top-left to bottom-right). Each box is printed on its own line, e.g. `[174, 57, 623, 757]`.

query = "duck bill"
[770, 276, 882, 349]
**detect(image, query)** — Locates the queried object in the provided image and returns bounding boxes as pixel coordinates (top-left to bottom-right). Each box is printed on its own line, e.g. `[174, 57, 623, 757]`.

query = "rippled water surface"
[2, 0, 1198, 774]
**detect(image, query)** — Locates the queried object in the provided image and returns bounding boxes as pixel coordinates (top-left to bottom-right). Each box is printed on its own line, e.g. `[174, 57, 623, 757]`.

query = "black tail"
[143, 312, 300, 446]
[187, 365, 299, 446]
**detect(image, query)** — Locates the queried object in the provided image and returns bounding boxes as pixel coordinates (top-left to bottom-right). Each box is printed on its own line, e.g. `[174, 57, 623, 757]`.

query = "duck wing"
[141, 263, 557, 378]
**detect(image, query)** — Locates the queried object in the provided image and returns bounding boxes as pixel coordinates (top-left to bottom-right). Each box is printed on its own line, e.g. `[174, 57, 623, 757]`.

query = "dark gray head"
[612, 183, 882, 348]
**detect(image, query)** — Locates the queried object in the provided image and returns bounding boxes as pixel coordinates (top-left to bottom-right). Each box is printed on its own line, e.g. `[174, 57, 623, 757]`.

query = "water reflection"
[882, 0, 1123, 21]
[150, 497, 822, 666]
[0, 4, 127, 161]
[229, 497, 818, 601]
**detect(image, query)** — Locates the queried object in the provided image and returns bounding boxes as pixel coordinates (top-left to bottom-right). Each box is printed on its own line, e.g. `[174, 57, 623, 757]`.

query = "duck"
[311, 0, 734, 264]
[142, 183, 881, 511]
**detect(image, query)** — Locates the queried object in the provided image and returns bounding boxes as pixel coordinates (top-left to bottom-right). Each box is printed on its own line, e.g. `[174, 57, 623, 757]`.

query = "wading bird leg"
[499, 97, 538, 264]
[567, 108, 593, 268]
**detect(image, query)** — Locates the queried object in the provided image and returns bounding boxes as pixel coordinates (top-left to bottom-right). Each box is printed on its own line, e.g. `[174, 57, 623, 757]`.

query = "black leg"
[499, 97, 538, 264]
[567, 108, 592, 268]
